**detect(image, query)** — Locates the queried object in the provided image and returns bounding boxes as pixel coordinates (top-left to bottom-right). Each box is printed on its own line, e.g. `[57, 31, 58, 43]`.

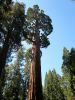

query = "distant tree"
[43, 69, 65, 100]
[3, 48, 31, 100]
[24, 48, 31, 99]
[61, 74, 73, 100]
[62, 47, 75, 100]
[26, 5, 53, 100]
[3, 47, 24, 100]
[3, 64, 21, 100]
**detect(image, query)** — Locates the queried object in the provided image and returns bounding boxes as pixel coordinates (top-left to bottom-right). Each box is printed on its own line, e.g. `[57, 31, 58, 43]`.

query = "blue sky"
[14, 0, 75, 84]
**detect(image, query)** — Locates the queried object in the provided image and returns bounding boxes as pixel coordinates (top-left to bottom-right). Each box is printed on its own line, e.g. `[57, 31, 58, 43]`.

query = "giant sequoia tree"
[26, 5, 53, 100]
[0, 1, 27, 74]
[0, 1, 27, 98]
[0, 1, 26, 75]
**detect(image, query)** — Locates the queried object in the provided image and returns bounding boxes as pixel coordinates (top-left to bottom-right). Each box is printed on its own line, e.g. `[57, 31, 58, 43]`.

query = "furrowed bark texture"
[28, 35, 43, 100]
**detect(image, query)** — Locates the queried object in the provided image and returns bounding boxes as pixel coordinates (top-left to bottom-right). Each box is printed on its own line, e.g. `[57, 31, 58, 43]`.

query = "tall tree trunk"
[0, 33, 10, 99]
[28, 35, 43, 100]
[0, 33, 10, 75]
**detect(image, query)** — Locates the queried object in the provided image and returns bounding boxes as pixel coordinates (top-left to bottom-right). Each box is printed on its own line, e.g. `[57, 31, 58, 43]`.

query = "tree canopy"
[26, 5, 53, 48]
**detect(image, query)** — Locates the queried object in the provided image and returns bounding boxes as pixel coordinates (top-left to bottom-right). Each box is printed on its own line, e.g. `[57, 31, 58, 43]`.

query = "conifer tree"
[62, 48, 75, 100]
[2, 47, 31, 100]
[0, 1, 26, 77]
[3, 47, 24, 100]
[44, 69, 65, 100]
[26, 5, 53, 100]
[0, 2, 27, 97]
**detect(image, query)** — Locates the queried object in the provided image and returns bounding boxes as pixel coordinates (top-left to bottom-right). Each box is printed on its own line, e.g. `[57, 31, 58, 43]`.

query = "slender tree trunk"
[0, 33, 10, 99]
[28, 35, 43, 100]
[0, 33, 10, 75]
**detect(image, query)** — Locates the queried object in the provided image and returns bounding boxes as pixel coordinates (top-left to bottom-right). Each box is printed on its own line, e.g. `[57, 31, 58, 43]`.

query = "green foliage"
[0, 1, 53, 99]
[3, 48, 24, 100]
[24, 48, 31, 98]
[17, 47, 24, 61]
[62, 47, 75, 99]
[61, 76, 73, 100]
[24, 48, 31, 63]
[3, 64, 21, 100]
[2, 48, 31, 100]
[0, 1, 26, 54]
[26, 5, 53, 48]
[0, 2, 26, 97]
[43, 69, 65, 100]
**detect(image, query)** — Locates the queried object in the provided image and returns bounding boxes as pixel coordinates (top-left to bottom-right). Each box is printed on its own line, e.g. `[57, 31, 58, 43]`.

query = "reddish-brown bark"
[28, 35, 43, 100]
